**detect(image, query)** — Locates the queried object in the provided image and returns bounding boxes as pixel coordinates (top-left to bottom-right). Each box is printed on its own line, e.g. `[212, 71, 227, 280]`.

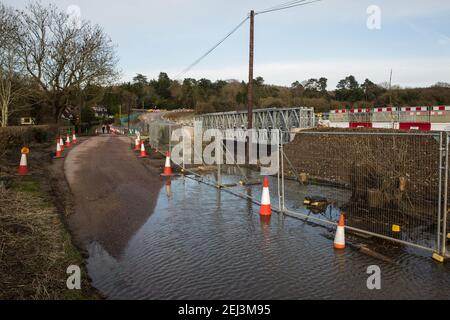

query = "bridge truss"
[195, 107, 315, 143]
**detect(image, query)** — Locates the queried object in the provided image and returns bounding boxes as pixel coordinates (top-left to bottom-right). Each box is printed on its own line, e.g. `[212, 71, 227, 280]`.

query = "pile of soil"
[284, 128, 443, 222]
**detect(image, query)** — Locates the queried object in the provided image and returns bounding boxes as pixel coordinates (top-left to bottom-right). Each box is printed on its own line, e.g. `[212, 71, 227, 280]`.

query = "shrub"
[0, 125, 59, 152]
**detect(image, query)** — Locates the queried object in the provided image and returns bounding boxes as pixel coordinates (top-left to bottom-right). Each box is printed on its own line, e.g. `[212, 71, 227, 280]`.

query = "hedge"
[0, 125, 59, 153]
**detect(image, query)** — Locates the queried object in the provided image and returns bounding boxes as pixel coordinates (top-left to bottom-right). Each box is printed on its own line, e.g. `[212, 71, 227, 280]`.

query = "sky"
[4, 0, 450, 88]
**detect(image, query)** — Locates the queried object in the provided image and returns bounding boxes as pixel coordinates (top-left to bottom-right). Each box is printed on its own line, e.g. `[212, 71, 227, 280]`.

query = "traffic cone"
[65, 135, 71, 148]
[59, 136, 65, 152]
[17, 148, 30, 176]
[260, 176, 271, 216]
[72, 130, 78, 144]
[334, 213, 346, 250]
[53, 141, 64, 159]
[134, 137, 140, 151]
[161, 152, 173, 176]
[138, 141, 148, 158]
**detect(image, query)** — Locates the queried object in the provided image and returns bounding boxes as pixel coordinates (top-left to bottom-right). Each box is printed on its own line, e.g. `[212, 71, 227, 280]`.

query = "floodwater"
[86, 170, 450, 300]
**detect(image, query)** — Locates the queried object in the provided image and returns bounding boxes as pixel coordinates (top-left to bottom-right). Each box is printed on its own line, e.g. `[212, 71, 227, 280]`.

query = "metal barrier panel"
[282, 130, 444, 252]
[399, 108, 430, 124]
[430, 110, 450, 123]
[329, 111, 349, 123]
[348, 110, 372, 123]
[147, 119, 183, 154]
[372, 110, 399, 123]
[444, 133, 449, 258]
[143, 117, 448, 255]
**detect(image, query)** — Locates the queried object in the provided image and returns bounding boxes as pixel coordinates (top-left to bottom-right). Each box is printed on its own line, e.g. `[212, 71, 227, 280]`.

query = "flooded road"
[85, 171, 450, 300]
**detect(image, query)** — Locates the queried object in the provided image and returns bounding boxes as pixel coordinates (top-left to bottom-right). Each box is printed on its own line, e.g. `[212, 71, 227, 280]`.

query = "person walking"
[106, 124, 111, 134]
[102, 125, 106, 134]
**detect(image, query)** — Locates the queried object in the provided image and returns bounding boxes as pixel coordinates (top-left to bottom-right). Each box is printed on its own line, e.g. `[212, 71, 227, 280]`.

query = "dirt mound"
[284, 128, 441, 221]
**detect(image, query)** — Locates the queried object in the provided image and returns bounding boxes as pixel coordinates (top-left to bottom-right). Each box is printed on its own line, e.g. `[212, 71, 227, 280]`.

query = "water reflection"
[259, 215, 272, 243]
[165, 178, 172, 199]
[67, 136, 163, 260]
[86, 173, 450, 300]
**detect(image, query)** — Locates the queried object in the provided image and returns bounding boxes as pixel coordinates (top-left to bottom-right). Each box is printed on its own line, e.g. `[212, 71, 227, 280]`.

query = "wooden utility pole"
[246, 10, 255, 162]
[389, 68, 393, 106]
[247, 10, 255, 130]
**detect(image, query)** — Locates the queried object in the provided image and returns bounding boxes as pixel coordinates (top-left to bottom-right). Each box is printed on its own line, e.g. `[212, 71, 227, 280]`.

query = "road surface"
[65, 134, 164, 259]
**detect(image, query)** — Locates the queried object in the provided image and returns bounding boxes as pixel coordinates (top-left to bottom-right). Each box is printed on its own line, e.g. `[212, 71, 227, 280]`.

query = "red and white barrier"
[349, 108, 371, 113]
[431, 123, 450, 131]
[331, 122, 350, 128]
[350, 122, 372, 128]
[372, 122, 396, 129]
[374, 107, 397, 113]
[330, 109, 347, 114]
[328, 105, 450, 132]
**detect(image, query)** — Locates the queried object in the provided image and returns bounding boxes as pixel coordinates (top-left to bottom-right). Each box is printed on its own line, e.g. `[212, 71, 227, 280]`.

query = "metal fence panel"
[143, 117, 448, 255]
[147, 119, 183, 154]
[282, 130, 445, 252]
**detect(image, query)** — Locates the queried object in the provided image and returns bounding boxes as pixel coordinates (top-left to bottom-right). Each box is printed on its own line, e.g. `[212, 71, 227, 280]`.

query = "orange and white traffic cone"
[17, 148, 30, 176]
[53, 141, 63, 159]
[138, 141, 148, 158]
[72, 131, 78, 144]
[334, 213, 346, 250]
[161, 152, 173, 176]
[59, 136, 65, 152]
[134, 137, 140, 151]
[65, 135, 71, 148]
[260, 176, 272, 216]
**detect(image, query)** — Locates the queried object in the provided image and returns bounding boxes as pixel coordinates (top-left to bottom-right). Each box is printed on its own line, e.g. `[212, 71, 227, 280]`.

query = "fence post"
[277, 129, 281, 212]
[182, 128, 186, 173]
[442, 133, 449, 257]
[281, 130, 285, 212]
[217, 153, 222, 188]
[437, 132, 443, 254]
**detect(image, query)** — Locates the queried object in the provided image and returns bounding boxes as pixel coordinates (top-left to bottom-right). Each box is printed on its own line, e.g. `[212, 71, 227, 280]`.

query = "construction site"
[1, 0, 450, 304]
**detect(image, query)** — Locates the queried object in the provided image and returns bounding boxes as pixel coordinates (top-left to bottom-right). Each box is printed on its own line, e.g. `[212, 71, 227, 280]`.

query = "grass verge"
[0, 176, 99, 300]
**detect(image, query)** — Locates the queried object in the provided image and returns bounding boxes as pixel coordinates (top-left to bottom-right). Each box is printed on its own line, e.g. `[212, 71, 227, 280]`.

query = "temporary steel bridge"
[195, 107, 315, 131]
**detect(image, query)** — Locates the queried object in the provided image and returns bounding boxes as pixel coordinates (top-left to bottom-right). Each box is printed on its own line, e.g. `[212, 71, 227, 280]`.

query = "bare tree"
[16, 2, 118, 123]
[0, 3, 26, 127]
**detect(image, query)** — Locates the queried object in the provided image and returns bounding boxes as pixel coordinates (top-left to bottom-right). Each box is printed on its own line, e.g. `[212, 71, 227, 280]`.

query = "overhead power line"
[175, 16, 249, 80]
[176, 0, 323, 79]
[256, 0, 323, 15]
[259, 0, 310, 12]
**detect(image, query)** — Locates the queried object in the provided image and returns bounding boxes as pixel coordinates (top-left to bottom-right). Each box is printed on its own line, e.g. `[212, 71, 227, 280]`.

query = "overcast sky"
[4, 0, 450, 88]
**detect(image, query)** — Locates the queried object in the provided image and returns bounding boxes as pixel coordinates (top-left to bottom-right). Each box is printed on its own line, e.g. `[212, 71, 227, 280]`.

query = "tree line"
[100, 73, 450, 117]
